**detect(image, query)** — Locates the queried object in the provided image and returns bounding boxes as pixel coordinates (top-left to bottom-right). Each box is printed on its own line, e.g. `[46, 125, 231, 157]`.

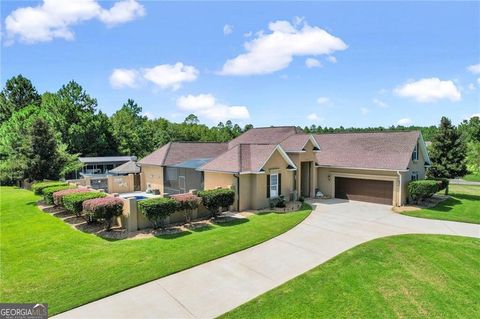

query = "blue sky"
[2, 1, 479, 128]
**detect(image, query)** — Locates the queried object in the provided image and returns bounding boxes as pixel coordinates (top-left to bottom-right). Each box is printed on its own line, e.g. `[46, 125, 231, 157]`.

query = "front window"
[270, 173, 279, 198]
[411, 171, 419, 181]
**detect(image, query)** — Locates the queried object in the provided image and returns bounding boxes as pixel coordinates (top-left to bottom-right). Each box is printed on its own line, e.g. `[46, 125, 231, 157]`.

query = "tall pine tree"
[428, 117, 467, 178]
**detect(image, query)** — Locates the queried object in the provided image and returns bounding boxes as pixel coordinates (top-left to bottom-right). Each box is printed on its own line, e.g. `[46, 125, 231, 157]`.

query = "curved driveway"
[54, 199, 479, 319]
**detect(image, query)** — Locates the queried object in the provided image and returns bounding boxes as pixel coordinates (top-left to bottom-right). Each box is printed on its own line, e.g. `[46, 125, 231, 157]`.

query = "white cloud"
[394, 78, 461, 103]
[110, 62, 198, 90]
[109, 68, 140, 89]
[316, 96, 331, 106]
[372, 98, 388, 108]
[469, 113, 480, 119]
[142, 63, 199, 90]
[397, 118, 413, 126]
[467, 64, 480, 74]
[468, 83, 476, 91]
[4, 0, 145, 44]
[326, 56, 337, 63]
[223, 24, 233, 35]
[305, 58, 322, 68]
[219, 19, 347, 76]
[360, 107, 369, 114]
[307, 113, 322, 121]
[176, 94, 250, 122]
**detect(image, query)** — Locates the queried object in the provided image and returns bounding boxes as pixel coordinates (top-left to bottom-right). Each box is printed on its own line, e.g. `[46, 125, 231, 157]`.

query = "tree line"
[0, 74, 478, 184]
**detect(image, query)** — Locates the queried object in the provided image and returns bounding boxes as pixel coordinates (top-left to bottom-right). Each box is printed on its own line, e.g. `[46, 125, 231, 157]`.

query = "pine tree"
[428, 117, 467, 178]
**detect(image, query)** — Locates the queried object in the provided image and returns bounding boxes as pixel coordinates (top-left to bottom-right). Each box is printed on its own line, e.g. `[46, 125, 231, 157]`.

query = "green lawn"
[0, 187, 310, 315]
[223, 235, 480, 319]
[463, 173, 480, 182]
[401, 184, 480, 224]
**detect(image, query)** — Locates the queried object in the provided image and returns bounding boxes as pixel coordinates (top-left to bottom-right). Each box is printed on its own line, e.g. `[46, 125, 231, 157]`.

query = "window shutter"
[278, 173, 282, 196]
[266, 174, 270, 198]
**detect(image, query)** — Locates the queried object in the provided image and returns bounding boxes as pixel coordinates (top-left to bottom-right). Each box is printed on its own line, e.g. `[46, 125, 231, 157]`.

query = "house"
[109, 160, 141, 176]
[138, 127, 430, 210]
[73, 156, 137, 178]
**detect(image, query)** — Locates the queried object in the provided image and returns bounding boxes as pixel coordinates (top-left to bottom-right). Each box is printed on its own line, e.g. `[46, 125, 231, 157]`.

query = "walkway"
[54, 199, 479, 319]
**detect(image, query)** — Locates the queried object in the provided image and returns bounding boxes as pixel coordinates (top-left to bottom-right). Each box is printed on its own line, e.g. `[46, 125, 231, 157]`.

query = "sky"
[1, 0, 479, 128]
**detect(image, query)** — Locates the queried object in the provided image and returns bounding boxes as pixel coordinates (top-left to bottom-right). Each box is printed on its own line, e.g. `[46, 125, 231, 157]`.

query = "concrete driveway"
[54, 199, 479, 319]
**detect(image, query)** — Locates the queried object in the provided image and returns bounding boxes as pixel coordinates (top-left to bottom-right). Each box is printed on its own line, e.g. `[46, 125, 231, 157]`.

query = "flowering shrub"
[63, 192, 107, 216]
[83, 197, 124, 230]
[171, 193, 201, 223]
[42, 185, 74, 204]
[53, 188, 89, 206]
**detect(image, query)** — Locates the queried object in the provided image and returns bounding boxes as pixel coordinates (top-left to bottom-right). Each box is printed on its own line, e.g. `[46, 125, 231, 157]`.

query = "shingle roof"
[138, 142, 228, 166]
[109, 160, 140, 174]
[314, 131, 421, 170]
[199, 144, 278, 173]
[280, 134, 319, 152]
[228, 126, 301, 149]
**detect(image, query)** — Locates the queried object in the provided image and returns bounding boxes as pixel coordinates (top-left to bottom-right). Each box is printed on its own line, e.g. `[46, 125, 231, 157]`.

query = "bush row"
[63, 192, 107, 216]
[83, 197, 124, 230]
[32, 181, 67, 195]
[42, 185, 74, 204]
[138, 189, 234, 228]
[53, 188, 89, 206]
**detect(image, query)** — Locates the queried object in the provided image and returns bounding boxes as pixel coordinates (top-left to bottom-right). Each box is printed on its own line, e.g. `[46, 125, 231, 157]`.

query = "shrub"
[269, 195, 286, 209]
[63, 192, 107, 216]
[298, 196, 305, 203]
[198, 188, 235, 218]
[53, 188, 89, 206]
[171, 193, 201, 224]
[42, 185, 74, 205]
[32, 181, 67, 195]
[138, 197, 178, 229]
[83, 197, 124, 230]
[408, 180, 439, 203]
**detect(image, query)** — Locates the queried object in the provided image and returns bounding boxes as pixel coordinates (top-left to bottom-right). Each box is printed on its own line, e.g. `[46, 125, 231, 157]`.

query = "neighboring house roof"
[200, 144, 296, 174]
[314, 131, 424, 171]
[138, 142, 228, 166]
[280, 134, 320, 152]
[228, 126, 301, 148]
[109, 160, 140, 174]
[79, 156, 136, 164]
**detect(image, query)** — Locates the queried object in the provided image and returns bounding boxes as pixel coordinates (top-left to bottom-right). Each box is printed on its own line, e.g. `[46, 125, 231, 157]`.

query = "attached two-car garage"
[334, 177, 394, 205]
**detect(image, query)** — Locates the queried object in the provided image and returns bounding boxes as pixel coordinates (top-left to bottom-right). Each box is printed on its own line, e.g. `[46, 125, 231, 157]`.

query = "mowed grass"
[401, 184, 480, 224]
[0, 187, 310, 315]
[463, 173, 480, 182]
[222, 235, 480, 319]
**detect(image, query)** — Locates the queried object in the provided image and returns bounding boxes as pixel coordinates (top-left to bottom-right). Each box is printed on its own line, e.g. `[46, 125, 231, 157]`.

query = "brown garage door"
[335, 177, 393, 205]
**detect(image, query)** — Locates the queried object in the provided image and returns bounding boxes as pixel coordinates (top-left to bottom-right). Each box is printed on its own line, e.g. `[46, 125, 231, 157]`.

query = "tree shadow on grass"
[214, 218, 249, 227]
[155, 230, 192, 240]
[427, 196, 469, 213]
[187, 223, 215, 233]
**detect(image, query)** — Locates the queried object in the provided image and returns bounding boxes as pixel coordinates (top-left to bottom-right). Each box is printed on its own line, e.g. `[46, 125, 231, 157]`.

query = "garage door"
[335, 177, 393, 205]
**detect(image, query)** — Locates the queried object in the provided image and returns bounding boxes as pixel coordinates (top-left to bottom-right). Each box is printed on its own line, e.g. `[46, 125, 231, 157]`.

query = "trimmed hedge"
[138, 197, 178, 228]
[171, 193, 201, 223]
[42, 185, 74, 205]
[32, 181, 67, 195]
[198, 188, 235, 218]
[431, 178, 449, 195]
[408, 180, 439, 203]
[63, 192, 107, 216]
[83, 197, 124, 230]
[53, 188, 89, 206]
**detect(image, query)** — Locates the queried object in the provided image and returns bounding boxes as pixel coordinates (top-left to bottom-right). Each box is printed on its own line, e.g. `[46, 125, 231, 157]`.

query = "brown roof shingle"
[228, 126, 301, 149]
[200, 144, 278, 173]
[314, 131, 420, 170]
[280, 134, 319, 152]
[139, 142, 228, 166]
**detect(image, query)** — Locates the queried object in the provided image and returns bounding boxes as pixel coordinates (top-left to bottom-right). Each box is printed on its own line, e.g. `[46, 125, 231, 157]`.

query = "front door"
[300, 162, 310, 197]
[270, 173, 279, 198]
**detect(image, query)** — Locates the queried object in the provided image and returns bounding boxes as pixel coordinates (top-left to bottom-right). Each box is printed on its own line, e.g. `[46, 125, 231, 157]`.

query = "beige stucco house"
[139, 126, 431, 210]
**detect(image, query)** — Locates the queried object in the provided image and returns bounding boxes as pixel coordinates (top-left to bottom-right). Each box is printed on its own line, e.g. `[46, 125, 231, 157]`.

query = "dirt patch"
[393, 195, 449, 213]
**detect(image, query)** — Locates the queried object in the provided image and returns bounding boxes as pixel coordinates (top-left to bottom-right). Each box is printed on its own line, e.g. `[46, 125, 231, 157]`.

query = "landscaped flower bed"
[53, 188, 89, 206]
[42, 185, 75, 204]
[32, 181, 67, 195]
[83, 197, 124, 230]
[63, 192, 107, 216]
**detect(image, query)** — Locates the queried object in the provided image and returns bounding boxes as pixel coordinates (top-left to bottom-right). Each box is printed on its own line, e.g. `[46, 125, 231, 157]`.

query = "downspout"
[234, 173, 240, 212]
[396, 170, 402, 207]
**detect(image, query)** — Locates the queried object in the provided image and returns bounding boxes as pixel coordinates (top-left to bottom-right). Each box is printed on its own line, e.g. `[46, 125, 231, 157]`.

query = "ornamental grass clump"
[42, 185, 74, 205]
[53, 188, 89, 206]
[198, 188, 235, 218]
[32, 181, 67, 195]
[62, 192, 107, 216]
[83, 197, 124, 230]
[138, 197, 178, 229]
[171, 193, 201, 224]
